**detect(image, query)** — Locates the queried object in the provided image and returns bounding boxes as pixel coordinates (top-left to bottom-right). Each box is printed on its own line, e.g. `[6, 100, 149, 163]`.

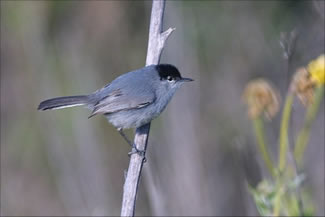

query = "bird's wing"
[88, 89, 155, 118]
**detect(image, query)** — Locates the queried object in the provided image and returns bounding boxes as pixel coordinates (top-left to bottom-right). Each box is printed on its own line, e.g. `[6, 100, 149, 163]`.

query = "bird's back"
[90, 65, 158, 103]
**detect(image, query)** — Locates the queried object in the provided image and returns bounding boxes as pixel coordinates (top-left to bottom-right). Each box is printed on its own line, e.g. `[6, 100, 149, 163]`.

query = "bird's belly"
[105, 106, 161, 129]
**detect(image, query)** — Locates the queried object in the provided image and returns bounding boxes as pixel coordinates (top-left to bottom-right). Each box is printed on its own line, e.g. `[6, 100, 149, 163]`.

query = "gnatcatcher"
[38, 64, 193, 155]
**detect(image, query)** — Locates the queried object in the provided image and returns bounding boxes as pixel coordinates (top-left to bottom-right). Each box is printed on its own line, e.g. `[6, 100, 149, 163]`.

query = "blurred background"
[1, 0, 324, 216]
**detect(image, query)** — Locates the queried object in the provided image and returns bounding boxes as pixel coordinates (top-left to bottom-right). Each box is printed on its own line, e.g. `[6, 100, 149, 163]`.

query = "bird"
[38, 64, 193, 155]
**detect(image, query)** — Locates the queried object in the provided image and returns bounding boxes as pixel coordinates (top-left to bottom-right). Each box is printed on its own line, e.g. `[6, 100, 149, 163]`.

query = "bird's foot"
[128, 144, 147, 163]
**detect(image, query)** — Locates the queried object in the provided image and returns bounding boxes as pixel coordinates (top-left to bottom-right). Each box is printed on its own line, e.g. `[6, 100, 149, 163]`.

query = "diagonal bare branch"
[120, 1, 174, 216]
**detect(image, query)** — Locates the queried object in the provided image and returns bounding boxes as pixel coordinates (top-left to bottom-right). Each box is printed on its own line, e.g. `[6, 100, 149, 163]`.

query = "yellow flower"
[243, 79, 280, 120]
[308, 54, 324, 85]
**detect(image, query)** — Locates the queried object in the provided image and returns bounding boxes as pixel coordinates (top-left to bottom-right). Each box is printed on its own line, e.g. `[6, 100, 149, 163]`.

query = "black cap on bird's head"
[156, 64, 193, 82]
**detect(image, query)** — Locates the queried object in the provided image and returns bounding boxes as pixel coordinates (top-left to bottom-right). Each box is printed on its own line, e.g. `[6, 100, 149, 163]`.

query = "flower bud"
[243, 79, 280, 120]
[290, 67, 316, 106]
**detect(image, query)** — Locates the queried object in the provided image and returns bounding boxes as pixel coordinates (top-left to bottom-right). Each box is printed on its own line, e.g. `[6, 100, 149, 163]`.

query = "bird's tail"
[38, 95, 89, 110]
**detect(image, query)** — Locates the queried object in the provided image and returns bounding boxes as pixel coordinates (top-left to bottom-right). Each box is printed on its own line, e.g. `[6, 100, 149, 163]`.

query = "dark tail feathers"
[38, 95, 89, 110]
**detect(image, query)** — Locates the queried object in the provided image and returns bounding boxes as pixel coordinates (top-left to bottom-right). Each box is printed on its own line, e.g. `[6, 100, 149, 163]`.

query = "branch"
[120, 1, 174, 216]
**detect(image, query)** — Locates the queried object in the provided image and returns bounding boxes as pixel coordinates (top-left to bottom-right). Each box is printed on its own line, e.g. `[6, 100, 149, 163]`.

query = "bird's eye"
[167, 76, 173, 81]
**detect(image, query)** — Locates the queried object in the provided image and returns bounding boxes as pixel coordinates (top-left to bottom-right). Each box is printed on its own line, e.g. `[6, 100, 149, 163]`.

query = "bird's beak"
[180, 77, 194, 82]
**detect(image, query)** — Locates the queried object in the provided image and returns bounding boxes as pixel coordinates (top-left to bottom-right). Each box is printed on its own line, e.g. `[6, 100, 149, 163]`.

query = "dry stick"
[120, 1, 175, 216]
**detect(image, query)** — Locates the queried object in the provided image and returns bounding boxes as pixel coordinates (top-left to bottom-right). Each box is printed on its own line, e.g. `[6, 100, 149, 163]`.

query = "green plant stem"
[278, 93, 294, 172]
[253, 117, 275, 177]
[273, 177, 285, 216]
[294, 85, 324, 167]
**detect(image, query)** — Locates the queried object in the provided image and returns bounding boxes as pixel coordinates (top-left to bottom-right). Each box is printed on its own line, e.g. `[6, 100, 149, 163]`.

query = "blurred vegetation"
[243, 54, 324, 216]
[1, 1, 324, 216]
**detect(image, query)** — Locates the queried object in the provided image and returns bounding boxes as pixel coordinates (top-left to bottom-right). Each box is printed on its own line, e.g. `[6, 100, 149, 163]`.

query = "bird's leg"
[117, 128, 133, 147]
[117, 128, 146, 162]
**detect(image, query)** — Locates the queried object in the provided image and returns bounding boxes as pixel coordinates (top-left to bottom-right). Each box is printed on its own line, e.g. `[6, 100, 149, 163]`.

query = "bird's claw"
[128, 145, 147, 163]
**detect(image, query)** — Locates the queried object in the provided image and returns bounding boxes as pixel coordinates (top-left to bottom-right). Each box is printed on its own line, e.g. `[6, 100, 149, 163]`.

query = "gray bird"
[38, 64, 193, 154]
